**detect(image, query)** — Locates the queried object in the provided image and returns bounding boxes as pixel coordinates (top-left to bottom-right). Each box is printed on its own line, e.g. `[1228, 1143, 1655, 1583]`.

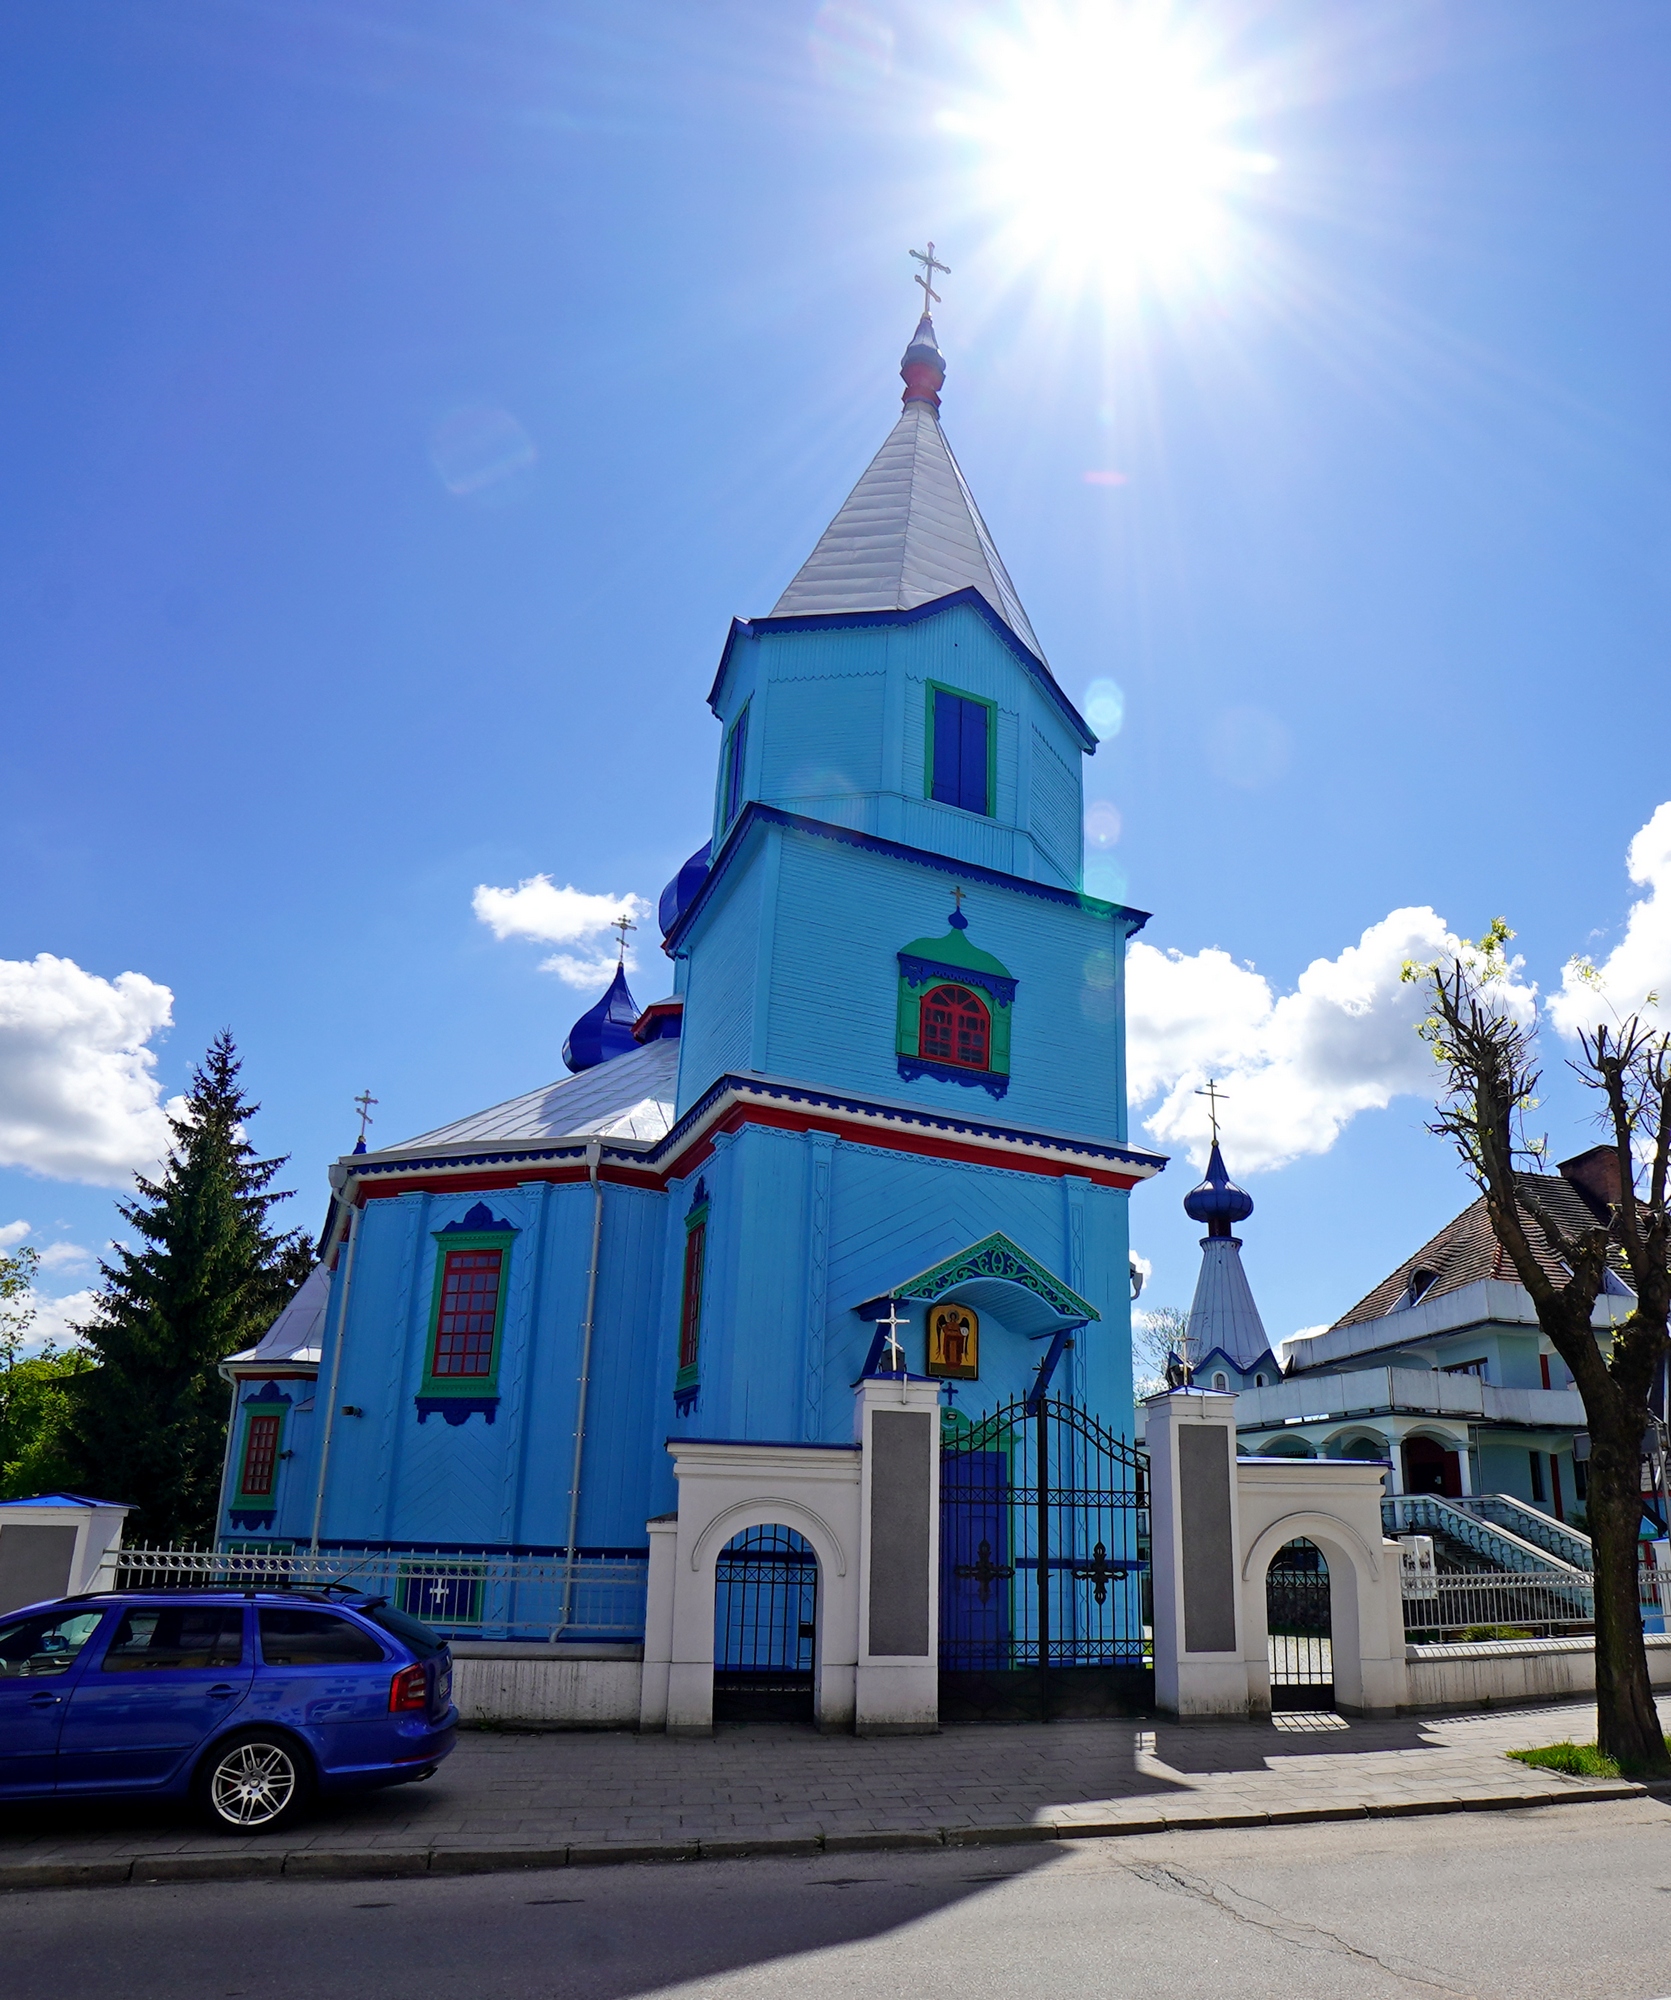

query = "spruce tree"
[66, 1031, 310, 1544]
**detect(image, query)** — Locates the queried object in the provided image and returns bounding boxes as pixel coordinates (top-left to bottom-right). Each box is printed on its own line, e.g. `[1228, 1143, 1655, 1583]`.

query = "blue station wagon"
[0, 1589, 457, 1831]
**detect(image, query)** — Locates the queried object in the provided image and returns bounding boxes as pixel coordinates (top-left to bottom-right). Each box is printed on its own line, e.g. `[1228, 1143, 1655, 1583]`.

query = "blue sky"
[5, 1, 1671, 1351]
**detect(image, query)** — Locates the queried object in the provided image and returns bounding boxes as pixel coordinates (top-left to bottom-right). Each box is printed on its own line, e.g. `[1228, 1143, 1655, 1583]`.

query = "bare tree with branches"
[1418, 931, 1670, 1772]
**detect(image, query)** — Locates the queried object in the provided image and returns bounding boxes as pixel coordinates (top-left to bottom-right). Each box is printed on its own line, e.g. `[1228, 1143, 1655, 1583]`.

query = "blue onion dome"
[1183, 1142, 1255, 1238]
[561, 961, 640, 1074]
[658, 841, 712, 937]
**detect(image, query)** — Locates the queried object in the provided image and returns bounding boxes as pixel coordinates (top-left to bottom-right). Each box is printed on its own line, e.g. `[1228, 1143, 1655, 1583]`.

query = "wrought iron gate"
[939, 1397, 1150, 1720]
[714, 1525, 817, 1721]
[1266, 1538, 1333, 1711]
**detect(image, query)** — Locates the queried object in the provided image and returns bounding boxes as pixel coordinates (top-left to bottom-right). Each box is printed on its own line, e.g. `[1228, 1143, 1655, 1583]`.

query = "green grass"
[1462, 1625, 1535, 1642]
[1507, 1741, 1621, 1778]
[1509, 1734, 1671, 1779]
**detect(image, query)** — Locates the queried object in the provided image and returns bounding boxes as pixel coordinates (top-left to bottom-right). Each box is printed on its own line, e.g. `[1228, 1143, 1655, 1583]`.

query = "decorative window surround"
[414, 1202, 517, 1427]
[896, 910, 1015, 1102]
[229, 1380, 294, 1530]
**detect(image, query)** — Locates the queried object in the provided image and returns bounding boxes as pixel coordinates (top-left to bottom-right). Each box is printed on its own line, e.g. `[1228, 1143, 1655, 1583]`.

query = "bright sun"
[945, 3, 1274, 297]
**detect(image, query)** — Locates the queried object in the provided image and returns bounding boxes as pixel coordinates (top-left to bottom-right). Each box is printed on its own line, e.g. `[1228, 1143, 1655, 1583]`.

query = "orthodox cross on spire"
[951, 886, 966, 912]
[353, 1089, 378, 1145]
[910, 241, 949, 312]
[1195, 1077, 1228, 1146]
[612, 914, 637, 962]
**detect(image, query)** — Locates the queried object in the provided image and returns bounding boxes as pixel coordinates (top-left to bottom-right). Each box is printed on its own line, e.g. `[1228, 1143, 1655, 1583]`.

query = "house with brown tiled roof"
[1229, 1147, 1641, 1527]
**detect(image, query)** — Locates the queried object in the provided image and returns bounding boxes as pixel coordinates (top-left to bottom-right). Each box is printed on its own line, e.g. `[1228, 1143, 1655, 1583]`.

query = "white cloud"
[0, 955, 175, 1184]
[472, 878, 652, 991]
[1549, 801, 1671, 1039]
[1126, 908, 1536, 1173]
[0, 1219, 29, 1251]
[37, 1241, 92, 1272]
[13, 1287, 96, 1358]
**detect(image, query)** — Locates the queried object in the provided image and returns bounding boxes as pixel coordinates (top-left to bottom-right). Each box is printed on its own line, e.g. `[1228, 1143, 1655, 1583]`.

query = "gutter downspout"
[308, 1210, 361, 1558]
[557, 1140, 606, 1635]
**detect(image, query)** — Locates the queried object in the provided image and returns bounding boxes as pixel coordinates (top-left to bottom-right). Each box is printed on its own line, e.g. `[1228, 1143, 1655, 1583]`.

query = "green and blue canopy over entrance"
[856, 1230, 1099, 1412]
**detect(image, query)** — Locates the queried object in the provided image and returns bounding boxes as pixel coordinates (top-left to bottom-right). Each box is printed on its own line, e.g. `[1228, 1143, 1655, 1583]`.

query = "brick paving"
[3, 1695, 1666, 1888]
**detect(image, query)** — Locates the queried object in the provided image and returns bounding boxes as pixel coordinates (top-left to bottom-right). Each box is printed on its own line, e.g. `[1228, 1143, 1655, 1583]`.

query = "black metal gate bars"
[713, 1525, 818, 1721]
[1265, 1538, 1333, 1710]
[939, 1397, 1151, 1720]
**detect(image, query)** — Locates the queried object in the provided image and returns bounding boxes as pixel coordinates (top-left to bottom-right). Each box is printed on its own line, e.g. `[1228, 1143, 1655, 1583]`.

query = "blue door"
[0, 1607, 111, 1796]
[57, 1603, 252, 1792]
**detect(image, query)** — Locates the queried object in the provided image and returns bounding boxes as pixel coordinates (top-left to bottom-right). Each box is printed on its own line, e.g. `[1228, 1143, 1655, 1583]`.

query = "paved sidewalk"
[4, 1695, 1667, 1890]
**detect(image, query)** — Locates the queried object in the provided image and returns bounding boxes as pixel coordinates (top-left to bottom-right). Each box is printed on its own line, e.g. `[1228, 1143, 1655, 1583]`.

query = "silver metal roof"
[227, 1260, 331, 1372]
[771, 399, 1044, 662]
[391, 1035, 679, 1153]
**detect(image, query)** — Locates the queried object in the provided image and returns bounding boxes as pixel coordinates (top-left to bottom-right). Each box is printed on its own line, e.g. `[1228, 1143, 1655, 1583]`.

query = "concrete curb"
[0, 1779, 1648, 1892]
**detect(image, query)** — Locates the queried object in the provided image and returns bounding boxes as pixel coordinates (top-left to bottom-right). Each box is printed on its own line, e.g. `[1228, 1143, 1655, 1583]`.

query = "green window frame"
[924, 681, 997, 818]
[233, 1398, 289, 1506]
[418, 1224, 516, 1402]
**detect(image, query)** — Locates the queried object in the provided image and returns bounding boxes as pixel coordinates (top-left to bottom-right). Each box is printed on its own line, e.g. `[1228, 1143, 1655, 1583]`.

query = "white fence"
[1400, 1566, 1669, 1640]
[112, 1546, 649, 1642]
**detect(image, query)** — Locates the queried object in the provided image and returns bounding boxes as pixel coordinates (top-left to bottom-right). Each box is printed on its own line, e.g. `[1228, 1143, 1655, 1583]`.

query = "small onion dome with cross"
[561, 961, 641, 1074]
[1183, 1142, 1255, 1239]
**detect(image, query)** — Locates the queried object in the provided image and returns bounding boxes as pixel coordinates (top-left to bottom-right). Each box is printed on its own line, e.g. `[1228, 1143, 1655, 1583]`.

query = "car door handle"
[207, 1684, 239, 1698]
[28, 1693, 62, 1707]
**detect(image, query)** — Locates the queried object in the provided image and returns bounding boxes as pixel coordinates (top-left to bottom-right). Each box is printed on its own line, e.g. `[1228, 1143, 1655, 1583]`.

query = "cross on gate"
[953, 1537, 1014, 1608]
[910, 241, 949, 311]
[1071, 1540, 1121, 1607]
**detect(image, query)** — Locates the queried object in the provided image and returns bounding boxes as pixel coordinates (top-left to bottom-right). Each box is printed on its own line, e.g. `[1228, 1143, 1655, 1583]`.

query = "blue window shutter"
[931, 690, 960, 807]
[958, 698, 989, 814]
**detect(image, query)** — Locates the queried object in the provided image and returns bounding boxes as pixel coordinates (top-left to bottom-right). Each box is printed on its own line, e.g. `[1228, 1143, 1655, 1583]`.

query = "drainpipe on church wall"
[557, 1140, 605, 1634]
[308, 1210, 361, 1557]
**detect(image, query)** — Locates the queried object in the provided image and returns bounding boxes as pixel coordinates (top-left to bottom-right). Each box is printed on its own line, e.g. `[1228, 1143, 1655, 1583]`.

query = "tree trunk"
[1587, 1411, 1666, 1772]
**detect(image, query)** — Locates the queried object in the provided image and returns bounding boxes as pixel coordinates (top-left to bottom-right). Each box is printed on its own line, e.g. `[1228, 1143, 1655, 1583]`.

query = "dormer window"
[1212, 1371, 1228, 1391]
[1404, 1267, 1439, 1309]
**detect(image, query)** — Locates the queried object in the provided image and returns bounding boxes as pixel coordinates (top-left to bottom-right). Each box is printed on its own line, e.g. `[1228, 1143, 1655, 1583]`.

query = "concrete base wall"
[1403, 1634, 1671, 1713]
[451, 1645, 644, 1729]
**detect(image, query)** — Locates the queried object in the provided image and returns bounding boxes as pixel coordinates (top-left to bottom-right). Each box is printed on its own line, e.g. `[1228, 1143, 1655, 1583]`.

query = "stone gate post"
[1145, 1387, 1251, 1717]
[853, 1375, 942, 1735]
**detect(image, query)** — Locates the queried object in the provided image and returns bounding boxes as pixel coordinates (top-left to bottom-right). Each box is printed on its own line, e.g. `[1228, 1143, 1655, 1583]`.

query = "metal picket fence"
[1401, 1566, 1669, 1641]
[110, 1546, 648, 1642]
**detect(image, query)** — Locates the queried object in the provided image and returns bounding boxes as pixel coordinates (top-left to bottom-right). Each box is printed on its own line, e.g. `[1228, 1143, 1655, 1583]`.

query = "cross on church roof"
[353, 1089, 378, 1144]
[613, 914, 637, 961]
[910, 241, 949, 311]
[1195, 1077, 1228, 1146]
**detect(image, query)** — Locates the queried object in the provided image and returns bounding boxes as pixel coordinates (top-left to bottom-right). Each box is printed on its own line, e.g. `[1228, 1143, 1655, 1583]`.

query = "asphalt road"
[4, 1799, 1671, 1999]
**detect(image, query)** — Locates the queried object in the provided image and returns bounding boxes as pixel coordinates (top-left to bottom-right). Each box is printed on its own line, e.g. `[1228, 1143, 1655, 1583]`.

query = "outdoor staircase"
[1382, 1494, 1587, 1576]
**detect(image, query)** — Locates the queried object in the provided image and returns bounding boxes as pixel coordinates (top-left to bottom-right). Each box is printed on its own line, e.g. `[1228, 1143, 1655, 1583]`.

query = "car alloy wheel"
[208, 1739, 299, 1829]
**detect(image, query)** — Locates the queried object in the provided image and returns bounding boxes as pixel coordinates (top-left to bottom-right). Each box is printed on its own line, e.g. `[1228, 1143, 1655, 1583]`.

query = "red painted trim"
[348, 1102, 1141, 1207]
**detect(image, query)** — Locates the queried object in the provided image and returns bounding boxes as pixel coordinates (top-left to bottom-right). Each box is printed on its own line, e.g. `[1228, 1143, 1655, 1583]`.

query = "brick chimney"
[1557, 1145, 1623, 1218]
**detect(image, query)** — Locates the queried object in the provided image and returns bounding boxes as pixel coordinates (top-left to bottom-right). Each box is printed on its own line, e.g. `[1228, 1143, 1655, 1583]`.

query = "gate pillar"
[1146, 1388, 1252, 1717]
[854, 1375, 942, 1735]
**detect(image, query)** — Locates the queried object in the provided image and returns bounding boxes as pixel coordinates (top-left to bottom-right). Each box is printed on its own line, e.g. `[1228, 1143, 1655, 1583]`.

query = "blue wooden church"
[216, 306, 1166, 1596]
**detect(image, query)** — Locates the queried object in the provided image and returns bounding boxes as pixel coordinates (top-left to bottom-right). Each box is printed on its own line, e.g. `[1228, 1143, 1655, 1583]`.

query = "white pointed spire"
[771, 315, 1046, 664]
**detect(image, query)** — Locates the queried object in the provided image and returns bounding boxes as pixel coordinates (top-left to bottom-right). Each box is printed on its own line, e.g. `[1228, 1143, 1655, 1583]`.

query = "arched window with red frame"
[919, 983, 990, 1071]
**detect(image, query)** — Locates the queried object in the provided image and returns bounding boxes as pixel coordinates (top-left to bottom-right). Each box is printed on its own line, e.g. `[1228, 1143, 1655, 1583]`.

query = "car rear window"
[102, 1606, 245, 1672]
[258, 1607, 387, 1666]
[357, 1603, 447, 1659]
